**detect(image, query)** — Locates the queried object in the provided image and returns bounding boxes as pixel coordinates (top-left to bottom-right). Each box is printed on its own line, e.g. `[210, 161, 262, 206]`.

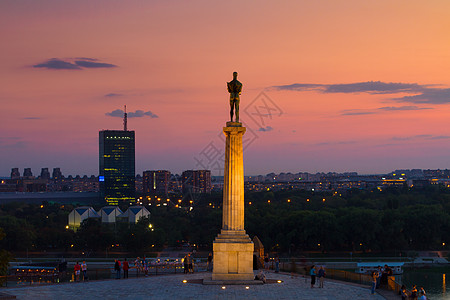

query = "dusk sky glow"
[2, 0, 450, 176]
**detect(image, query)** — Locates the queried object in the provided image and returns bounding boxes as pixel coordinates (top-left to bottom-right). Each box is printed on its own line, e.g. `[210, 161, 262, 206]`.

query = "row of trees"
[0, 186, 449, 255]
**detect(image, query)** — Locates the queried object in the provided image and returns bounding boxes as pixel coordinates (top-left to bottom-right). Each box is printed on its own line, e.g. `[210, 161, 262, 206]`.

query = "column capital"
[223, 126, 246, 135]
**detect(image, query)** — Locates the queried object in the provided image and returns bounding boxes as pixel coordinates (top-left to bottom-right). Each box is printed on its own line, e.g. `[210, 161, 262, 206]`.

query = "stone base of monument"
[203, 278, 264, 285]
[211, 230, 254, 281]
[226, 121, 242, 127]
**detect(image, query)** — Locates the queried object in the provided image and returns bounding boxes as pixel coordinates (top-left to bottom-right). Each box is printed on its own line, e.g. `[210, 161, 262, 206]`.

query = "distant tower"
[52, 168, 63, 180]
[123, 105, 128, 131]
[99, 107, 135, 205]
[10, 168, 20, 179]
[23, 168, 33, 178]
[40, 168, 50, 180]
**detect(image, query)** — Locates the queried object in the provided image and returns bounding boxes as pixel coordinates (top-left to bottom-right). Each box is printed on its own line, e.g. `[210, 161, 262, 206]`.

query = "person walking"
[310, 265, 316, 288]
[418, 291, 427, 300]
[114, 259, 121, 279]
[371, 271, 377, 295]
[275, 256, 280, 273]
[74, 261, 81, 282]
[207, 252, 213, 272]
[187, 253, 193, 273]
[183, 254, 188, 274]
[81, 261, 88, 281]
[123, 258, 129, 279]
[134, 257, 141, 276]
[317, 266, 325, 288]
[264, 254, 270, 270]
[144, 258, 148, 276]
[410, 285, 418, 300]
[400, 285, 408, 300]
[376, 266, 382, 289]
[419, 287, 426, 297]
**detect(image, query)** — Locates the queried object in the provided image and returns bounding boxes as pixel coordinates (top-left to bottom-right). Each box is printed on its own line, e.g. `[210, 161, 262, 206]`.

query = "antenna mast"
[123, 105, 128, 131]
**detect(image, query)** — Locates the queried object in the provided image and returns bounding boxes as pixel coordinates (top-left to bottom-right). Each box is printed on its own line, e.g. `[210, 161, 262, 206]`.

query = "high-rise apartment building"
[143, 170, 171, 196]
[40, 168, 50, 180]
[182, 170, 212, 194]
[52, 168, 63, 180]
[10, 168, 20, 179]
[23, 168, 33, 178]
[99, 107, 135, 205]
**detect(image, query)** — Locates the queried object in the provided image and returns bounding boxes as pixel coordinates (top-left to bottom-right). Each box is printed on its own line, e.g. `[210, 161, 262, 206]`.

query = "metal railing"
[279, 262, 373, 286]
[1, 262, 208, 287]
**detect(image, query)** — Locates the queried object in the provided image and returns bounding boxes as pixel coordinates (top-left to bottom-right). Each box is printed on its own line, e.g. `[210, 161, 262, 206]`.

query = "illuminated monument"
[99, 106, 135, 205]
[212, 72, 254, 281]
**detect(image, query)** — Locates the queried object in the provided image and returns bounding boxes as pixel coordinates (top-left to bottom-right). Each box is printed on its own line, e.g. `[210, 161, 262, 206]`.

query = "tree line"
[0, 186, 449, 257]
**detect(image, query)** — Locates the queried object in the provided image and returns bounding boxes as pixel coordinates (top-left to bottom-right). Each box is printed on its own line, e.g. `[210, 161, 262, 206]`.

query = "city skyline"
[2, 1, 450, 176]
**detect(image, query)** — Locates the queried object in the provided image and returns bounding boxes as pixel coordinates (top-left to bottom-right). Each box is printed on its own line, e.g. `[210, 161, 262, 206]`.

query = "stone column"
[212, 122, 254, 281]
[222, 123, 245, 232]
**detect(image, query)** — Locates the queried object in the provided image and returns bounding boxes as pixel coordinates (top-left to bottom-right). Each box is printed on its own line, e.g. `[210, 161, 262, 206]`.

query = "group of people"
[401, 284, 427, 300]
[73, 261, 88, 282]
[309, 265, 326, 288]
[370, 265, 427, 299]
[133, 257, 150, 276]
[371, 264, 394, 294]
[114, 258, 130, 279]
[251, 253, 280, 282]
[263, 254, 280, 273]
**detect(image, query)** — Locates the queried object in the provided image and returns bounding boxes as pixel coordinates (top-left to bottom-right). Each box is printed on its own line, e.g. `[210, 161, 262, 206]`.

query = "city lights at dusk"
[2, 1, 450, 176]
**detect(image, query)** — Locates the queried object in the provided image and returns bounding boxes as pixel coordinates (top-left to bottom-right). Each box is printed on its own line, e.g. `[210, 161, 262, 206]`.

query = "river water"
[399, 267, 449, 300]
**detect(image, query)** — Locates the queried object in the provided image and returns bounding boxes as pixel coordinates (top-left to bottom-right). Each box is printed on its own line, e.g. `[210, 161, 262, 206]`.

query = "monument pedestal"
[212, 122, 254, 282]
[212, 230, 254, 281]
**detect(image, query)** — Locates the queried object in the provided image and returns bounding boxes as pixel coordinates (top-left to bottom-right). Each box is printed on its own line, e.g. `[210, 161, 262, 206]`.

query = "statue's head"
[233, 72, 238, 79]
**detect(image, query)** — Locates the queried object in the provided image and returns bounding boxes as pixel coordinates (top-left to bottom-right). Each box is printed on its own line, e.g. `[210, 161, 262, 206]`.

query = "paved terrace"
[3, 272, 386, 300]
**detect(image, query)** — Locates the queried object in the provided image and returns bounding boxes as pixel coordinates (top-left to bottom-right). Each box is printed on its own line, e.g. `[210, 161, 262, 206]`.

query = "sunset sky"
[2, 0, 450, 176]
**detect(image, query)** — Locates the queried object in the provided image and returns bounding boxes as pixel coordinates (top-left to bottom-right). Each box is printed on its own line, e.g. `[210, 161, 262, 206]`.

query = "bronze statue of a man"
[227, 72, 242, 122]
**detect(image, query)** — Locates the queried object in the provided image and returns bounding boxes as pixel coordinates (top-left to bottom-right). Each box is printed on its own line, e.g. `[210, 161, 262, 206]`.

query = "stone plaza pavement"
[4, 272, 385, 300]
